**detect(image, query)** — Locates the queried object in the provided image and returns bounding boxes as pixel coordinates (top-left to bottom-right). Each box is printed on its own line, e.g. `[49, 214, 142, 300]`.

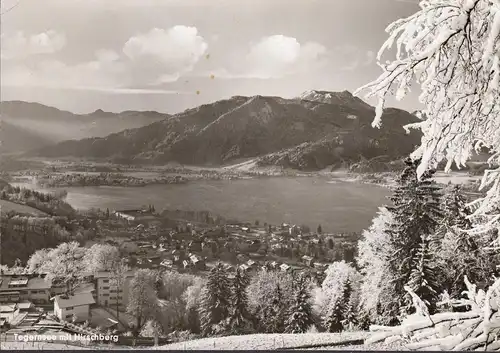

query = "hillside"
[29, 91, 422, 170]
[0, 120, 53, 154]
[0, 101, 169, 153]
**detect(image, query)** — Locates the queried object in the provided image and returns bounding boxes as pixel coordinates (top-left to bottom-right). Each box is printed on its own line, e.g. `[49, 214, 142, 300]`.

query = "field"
[0, 199, 48, 216]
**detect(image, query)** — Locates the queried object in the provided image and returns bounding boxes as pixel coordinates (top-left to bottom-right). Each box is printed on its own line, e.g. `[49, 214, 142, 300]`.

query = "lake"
[12, 177, 391, 233]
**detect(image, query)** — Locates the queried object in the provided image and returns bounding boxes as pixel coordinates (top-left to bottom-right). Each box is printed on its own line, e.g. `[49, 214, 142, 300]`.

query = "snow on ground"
[308, 341, 408, 350]
[0, 342, 125, 350]
[433, 171, 481, 185]
[223, 158, 259, 171]
[157, 332, 369, 350]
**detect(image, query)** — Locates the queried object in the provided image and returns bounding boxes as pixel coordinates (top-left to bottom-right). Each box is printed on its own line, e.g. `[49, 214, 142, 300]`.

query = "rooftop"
[54, 292, 95, 309]
[0, 274, 52, 292]
[0, 304, 18, 313]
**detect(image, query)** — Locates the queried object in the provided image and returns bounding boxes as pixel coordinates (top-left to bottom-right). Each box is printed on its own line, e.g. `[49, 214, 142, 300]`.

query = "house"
[189, 254, 206, 270]
[0, 274, 53, 304]
[236, 254, 248, 262]
[0, 304, 20, 324]
[17, 301, 34, 312]
[147, 256, 162, 268]
[114, 209, 142, 221]
[160, 259, 173, 268]
[280, 264, 291, 272]
[239, 264, 250, 272]
[94, 271, 135, 308]
[301, 255, 314, 267]
[53, 292, 95, 323]
[246, 259, 257, 269]
[313, 263, 328, 271]
[114, 209, 156, 222]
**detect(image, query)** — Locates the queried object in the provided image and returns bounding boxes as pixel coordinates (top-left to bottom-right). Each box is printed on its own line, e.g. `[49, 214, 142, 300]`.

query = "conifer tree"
[285, 274, 314, 333]
[260, 284, 286, 333]
[341, 277, 358, 331]
[385, 158, 443, 320]
[437, 184, 495, 299]
[229, 268, 253, 334]
[199, 262, 232, 336]
[442, 185, 472, 230]
[323, 296, 343, 333]
[406, 234, 440, 311]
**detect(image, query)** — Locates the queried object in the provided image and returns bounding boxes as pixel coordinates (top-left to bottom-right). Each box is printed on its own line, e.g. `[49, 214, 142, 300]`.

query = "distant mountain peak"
[298, 89, 354, 101]
[298, 89, 372, 110]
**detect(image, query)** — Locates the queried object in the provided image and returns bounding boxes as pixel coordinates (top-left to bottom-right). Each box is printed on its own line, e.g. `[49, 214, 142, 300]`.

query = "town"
[0, 196, 358, 346]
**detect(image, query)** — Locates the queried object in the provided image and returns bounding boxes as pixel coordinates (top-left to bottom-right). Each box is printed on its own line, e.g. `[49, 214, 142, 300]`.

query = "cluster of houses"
[0, 269, 136, 332]
[93, 209, 343, 278]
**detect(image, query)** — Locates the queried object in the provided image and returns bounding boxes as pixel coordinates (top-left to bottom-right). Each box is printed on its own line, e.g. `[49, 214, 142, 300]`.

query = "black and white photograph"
[0, 0, 499, 350]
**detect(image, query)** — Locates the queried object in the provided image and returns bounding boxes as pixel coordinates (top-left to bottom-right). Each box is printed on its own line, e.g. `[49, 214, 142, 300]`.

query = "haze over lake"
[14, 177, 390, 233]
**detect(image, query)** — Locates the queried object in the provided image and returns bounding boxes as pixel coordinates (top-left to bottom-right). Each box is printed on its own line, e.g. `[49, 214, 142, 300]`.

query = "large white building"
[94, 271, 135, 308]
[53, 292, 95, 323]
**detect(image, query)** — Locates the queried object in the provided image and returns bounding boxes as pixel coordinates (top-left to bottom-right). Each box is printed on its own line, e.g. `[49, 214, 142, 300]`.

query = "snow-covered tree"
[357, 207, 397, 324]
[37, 242, 86, 294]
[247, 269, 294, 332]
[383, 158, 443, 320]
[341, 278, 358, 331]
[82, 243, 121, 274]
[229, 268, 253, 334]
[183, 277, 207, 334]
[323, 296, 344, 333]
[26, 248, 50, 273]
[355, 0, 500, 245]
[198, 262, 232, 336]
[406, 234, 440, 311]
[442, 184, 473, 231]
[263, 283, 287, 333]
[285, 274, 314, 333]
[313, 261, 361, 322]
[140, 319, 164, 346]
[127, 269, 161, 338]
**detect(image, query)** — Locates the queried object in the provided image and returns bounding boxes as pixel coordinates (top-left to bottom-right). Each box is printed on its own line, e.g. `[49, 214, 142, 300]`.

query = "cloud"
[123, 26, 208, 85]
[338, 46, 376, 71]
[1, 26, 208, 94]
[215, 35, 327, 79]
[2, 51, 125, 89]
[0, 30, 66, 59]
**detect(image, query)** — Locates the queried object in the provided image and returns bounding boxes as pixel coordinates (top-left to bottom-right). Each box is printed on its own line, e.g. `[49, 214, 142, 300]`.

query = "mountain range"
[0, 101, 168, 154]
[7, 91, 422, 170]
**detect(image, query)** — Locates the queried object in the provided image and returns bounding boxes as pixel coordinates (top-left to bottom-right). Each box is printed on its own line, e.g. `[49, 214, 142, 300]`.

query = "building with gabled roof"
[280, 263, 291, 272]
[53, 292, 95, 323]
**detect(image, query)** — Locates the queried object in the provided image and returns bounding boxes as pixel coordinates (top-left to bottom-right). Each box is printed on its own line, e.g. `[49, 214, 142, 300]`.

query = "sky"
[0, 0, 422, 114]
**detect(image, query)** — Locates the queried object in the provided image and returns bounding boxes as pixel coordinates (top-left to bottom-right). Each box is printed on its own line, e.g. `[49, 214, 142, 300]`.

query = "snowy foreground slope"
[156, 332, 370, 350]
[1, 332, 408, 350]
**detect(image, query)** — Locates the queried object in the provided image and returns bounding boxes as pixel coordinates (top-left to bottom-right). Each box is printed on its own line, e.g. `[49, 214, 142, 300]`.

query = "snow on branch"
[365, 277, 500, 350]
[355, 0, 500, 241]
